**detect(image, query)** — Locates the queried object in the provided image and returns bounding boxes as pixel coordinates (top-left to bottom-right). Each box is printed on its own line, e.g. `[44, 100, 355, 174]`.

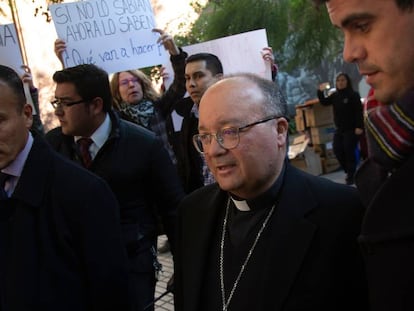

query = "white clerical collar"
[230, 197, 251, 211]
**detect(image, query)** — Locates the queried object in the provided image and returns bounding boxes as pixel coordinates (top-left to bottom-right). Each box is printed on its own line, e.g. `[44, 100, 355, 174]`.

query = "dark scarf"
[118, 100, 154, 129]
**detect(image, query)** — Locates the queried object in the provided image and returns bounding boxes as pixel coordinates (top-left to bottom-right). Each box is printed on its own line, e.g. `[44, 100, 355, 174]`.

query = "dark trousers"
[333, 130, 359, 177]
[129, 270, 156, 311]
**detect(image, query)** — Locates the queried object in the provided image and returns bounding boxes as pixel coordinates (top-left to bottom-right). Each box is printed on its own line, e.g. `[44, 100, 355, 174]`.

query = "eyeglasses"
[50, 99, 86, 110]
[193, 115, 281, 154]
[119, 77, 140, 87]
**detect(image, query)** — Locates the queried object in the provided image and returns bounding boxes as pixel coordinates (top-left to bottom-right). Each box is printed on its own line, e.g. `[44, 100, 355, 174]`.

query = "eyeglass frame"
[50, 98, 88, 110]
[119, 77, 140, 87]
[193, 115, 284, 154]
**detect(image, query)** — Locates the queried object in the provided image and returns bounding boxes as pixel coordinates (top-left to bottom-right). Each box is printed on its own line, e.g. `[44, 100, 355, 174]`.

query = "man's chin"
[61, 126, 73, 136]
[191, 96, 201, 105]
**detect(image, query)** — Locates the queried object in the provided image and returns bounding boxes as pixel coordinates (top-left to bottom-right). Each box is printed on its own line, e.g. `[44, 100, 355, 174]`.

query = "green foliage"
[284, 0, 343, 70]
[176, 0, 343, 71]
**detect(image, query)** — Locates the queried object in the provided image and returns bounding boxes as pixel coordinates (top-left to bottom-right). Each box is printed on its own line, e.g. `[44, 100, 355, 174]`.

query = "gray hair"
[225, 72, 288, 118]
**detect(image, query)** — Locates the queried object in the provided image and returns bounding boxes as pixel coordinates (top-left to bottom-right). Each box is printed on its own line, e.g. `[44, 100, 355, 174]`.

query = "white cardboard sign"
[0, 23, 25, 74]
[164, 29, 272, 87]
[49, 0, 168, 73]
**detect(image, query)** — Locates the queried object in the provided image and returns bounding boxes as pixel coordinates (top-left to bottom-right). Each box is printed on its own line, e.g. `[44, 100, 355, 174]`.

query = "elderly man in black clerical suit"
[174, 73, 369, 311]
[0, 65, 129, 310]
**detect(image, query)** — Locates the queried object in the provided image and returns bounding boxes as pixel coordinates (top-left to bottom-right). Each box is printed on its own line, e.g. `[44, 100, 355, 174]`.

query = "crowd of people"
[1, 0, 414, 310]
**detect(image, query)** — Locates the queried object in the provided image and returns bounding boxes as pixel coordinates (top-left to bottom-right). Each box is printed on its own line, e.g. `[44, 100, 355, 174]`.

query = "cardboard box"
[310, 125, 336, 144]
[288, 135, 322, 176]
[295, 108, 306, 132]
[290, 149, 322, 176]
[313, 141, 335, 158]
[304, 102, 334, 127]
[321, 157, 340, 174]
[288, 135, 309, 159]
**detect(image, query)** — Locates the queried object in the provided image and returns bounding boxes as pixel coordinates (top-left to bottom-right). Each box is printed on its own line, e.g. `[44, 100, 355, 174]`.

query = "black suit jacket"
[0, 134, 129, 311]
[166, 97, 204, 193]
[46, 113, 184, 260]
[357, 155, 414, 311]
[175, 164, 369, 311]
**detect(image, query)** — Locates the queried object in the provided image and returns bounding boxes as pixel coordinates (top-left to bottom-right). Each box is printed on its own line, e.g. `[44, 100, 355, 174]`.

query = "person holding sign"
[110, 29, 187, 164]
[169, 53, 224, 194]
[55, 29, 187, 165]
[21, 65, 45, 135]
[45, 63, 185, 311]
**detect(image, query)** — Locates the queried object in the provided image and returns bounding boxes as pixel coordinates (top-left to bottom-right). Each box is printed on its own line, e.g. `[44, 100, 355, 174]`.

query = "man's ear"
[23, 104, 33, 129]
[215, 73, 224, 80]
[277, 117, 289, 134]
[275, 117, 289, 147]
[89, 97, 104, 115]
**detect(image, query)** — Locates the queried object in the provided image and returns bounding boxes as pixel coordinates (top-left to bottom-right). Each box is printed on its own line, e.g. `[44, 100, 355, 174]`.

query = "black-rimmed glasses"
[50, 99, 86, 110]
[193, 115, 281, 154]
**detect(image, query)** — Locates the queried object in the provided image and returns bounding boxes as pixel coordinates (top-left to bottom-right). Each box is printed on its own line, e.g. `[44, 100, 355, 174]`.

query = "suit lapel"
[12, 134, 50, 208]
[181, 186, 226, 311]
[262, 165, 318, 309]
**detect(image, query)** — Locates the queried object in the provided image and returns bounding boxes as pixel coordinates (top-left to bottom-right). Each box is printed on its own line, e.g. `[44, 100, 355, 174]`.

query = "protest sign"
[0, 23, 25, 74]
[49, 0, 168, 73]
[163, 29, 271, 89]
[0, 23, 35, 112]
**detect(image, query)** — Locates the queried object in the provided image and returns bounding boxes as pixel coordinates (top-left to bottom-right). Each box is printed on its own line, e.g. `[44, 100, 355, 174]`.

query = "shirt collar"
[190, 104, 199, 118]
[1, 132, 34, 178]
[74, 113, 111, 149]
[230, 161, 286, 212]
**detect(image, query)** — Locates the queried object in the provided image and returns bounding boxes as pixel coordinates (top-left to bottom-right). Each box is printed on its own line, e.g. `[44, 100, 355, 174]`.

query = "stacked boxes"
[310, 125, 336, 144]
[293, 99, 340, 174]
[288, 135, 322, 176]
[313, 142, 340, 174]
[294, 108, 306, 132]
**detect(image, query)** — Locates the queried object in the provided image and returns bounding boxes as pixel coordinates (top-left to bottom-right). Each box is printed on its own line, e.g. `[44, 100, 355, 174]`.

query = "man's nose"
[205, 135, 226, 157]
[343, 34, 367, 64]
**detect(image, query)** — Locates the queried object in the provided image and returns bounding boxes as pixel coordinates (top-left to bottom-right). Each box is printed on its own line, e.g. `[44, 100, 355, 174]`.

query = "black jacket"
[357, 155, 414, 311]
[318, 88, 364, 132]
[46, 112, 185, 266]
[166, 97, 204, 193]
[175, 164, 369, 311]
[1, 134, 129, 310]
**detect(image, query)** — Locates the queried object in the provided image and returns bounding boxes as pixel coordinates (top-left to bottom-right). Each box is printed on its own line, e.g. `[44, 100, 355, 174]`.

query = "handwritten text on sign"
[0, 23, 24, 74]
[50, 0, 168, 73]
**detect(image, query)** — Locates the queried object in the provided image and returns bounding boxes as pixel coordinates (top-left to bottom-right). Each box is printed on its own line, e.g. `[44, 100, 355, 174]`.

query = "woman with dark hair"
[317, 73, 364, 184]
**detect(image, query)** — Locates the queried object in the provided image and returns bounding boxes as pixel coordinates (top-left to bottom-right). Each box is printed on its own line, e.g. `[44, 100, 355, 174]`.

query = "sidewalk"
[154, 169, 348, 310]
[154, 235, 174, 310]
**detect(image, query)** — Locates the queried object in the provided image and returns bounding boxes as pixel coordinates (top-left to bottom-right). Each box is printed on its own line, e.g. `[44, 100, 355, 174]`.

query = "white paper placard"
[49, 0, 169, 73]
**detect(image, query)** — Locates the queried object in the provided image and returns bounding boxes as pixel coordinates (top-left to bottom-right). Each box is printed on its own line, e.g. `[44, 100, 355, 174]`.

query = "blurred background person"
[317, 72, 364, 184]
[21, 65, 44, 135]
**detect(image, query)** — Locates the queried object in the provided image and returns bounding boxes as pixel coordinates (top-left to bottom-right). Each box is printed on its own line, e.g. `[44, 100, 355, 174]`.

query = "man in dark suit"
[45, 64, 185, 311]
[0, 65, 129, 310]
[174, 73, 369, 311]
